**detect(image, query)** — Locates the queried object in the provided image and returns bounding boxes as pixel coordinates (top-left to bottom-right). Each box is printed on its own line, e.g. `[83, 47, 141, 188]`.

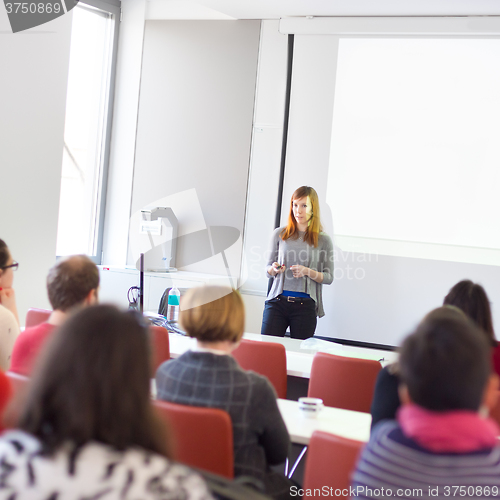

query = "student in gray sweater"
[156, 285, 293, 500]
[262, 186, 334, 339]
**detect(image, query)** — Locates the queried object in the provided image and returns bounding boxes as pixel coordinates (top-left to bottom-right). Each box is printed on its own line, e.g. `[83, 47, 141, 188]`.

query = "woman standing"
[0, 239, 19, 370]
[261, 186, 334, 340]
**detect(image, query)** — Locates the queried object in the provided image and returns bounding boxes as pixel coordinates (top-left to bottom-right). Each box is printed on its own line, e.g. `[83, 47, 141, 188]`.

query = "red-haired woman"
[261, 186, 334, 339]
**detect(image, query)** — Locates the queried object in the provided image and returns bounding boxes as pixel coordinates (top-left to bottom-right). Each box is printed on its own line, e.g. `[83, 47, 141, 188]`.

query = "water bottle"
[167, 286, 180, 322]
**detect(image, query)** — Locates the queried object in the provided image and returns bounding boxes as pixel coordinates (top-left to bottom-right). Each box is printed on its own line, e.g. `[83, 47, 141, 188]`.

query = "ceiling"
[143, 0, 500, 20]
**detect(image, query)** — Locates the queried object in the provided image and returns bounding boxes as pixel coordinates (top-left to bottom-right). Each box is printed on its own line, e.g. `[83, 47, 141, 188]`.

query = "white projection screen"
[279, 17, 500, 347]
[329, 38, 500, 266]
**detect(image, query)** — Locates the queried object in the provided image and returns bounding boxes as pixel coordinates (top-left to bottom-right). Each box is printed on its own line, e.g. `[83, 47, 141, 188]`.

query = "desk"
[277, 399, 371, 445]
[168, 332, 397, 379]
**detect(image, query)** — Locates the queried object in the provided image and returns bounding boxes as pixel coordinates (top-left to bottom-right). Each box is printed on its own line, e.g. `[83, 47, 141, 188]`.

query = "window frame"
[57, 0, 121, 264]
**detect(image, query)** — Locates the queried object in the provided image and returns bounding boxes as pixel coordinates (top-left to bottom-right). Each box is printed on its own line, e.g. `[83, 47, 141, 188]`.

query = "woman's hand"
[290, 265, 324, 283]
[269, 262, 286, 277]
[290, 265, 308, 278]
[0, 287, 20, 325]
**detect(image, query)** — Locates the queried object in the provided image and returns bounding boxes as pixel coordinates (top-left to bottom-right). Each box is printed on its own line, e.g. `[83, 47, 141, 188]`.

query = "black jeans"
[261, 295, 317, 340]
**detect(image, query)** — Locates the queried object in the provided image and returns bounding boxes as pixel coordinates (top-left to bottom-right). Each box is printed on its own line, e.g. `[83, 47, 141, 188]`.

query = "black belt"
[278, 294, 312, 303]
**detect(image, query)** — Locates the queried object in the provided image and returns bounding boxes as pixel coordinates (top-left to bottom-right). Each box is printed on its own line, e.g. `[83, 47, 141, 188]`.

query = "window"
[56, 0, 120, 262]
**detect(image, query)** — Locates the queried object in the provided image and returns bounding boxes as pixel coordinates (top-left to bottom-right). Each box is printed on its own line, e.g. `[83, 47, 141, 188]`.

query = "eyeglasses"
[1, 261, 19, 271]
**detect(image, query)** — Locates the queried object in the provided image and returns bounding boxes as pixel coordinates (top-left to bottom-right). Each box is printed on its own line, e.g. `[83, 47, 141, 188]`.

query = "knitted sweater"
[352, 420, 500, 499]
[265, 227, 334, 317]
[156, 351, 291, 499]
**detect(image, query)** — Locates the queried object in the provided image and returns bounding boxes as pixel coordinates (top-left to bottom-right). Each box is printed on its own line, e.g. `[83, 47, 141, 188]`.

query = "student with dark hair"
[0, 305, 212, 498]
[156, 285, 292, 500]
[10, 254, 99, 375]
[444, 279, 500, 376]
[370, 280, 499, 429]
[0, 239, 20, 370]
[353, 307, 500, 499]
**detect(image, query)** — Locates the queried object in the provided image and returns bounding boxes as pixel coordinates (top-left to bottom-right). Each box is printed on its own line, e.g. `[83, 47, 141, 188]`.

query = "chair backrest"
[25, 308, 51, 329]
[303, 430, 364, 492]
[308, 352, 382, 413]
[488, 391, 500, 432]
[149, 326, 170, 374]
[232, 339, 287, 399]
[153, 400, 234, 478]
[0, 371, 13, 426]
[4, 371, 29, 428]
[5, 371, 29, 397]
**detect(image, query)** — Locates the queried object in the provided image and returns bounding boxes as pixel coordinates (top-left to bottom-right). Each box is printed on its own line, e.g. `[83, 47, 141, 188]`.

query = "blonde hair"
[179, 286, 245, 343]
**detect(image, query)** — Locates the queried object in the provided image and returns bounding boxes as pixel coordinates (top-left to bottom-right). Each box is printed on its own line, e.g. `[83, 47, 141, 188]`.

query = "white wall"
[127, 20, 260, 276]
[0, 9, 73, 324]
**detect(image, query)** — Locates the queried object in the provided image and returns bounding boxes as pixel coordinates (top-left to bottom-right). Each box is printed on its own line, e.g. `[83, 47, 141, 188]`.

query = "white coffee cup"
[298, 397, 324, 418]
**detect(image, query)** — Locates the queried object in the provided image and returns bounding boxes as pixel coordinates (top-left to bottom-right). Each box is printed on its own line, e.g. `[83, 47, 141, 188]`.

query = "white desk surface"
[278, 399, 371, 445]
[168, 332, 397, 379]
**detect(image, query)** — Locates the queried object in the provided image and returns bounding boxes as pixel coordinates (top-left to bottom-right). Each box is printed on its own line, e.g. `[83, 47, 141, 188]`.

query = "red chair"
[303, 430, 364, 492]
[4, 371, 29, 428]
[232, 339, 287, 399]
[149, 326, 170, 374]
[488, 391, 500, 433]
[25, 308, 51, 328]
[0, 371, 13, 428]
[308, 352, 382, 413]
[5, 371, 29, 397]
[153, 400, 234, 478]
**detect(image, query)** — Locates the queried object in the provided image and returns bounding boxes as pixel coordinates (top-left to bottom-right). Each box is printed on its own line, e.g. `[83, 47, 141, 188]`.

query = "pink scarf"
[397, 404, 500, 452]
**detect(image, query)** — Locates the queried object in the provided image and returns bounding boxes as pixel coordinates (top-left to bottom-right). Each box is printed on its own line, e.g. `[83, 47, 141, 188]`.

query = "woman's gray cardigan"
[265, 227, 334, 317]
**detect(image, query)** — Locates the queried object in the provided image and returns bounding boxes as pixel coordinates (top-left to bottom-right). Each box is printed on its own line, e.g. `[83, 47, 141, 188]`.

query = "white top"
[0, 304, 19, 371]
[0, 430, 213, 500]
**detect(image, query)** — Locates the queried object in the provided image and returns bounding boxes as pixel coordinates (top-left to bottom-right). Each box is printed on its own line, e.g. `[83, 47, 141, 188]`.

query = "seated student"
[352, 307, 500, 499]
[443, 280, 500, 376]
[10, 255, 99, 375]
[0, 239, 20, 370]
[370, 279, 498, 429]
[0, 305, 212, 499]
[156, 285, 292, 500]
